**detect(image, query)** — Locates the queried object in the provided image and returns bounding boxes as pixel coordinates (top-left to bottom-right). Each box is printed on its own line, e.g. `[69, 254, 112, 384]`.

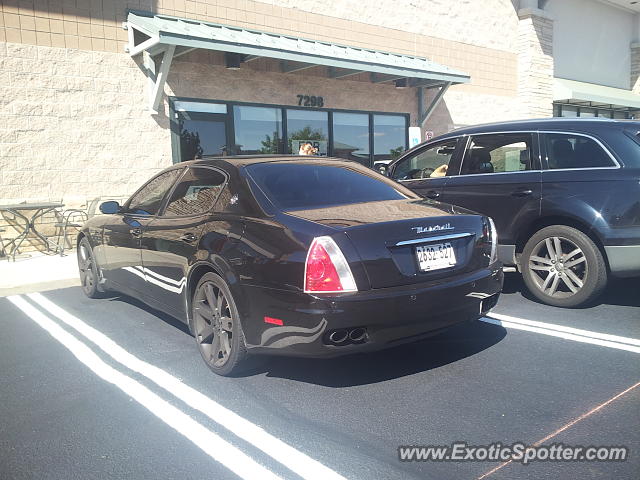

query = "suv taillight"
[304, 236, 357, 293]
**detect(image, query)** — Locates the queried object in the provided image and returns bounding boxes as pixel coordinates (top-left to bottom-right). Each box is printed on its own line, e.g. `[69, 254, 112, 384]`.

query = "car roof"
[185, 155, 361, 169]
[437, 118, 640, 139]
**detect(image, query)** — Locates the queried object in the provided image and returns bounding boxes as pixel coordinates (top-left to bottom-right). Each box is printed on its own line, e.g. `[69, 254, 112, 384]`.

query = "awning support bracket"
[144, 45, 176, 114]
[418, 82, 451, 126]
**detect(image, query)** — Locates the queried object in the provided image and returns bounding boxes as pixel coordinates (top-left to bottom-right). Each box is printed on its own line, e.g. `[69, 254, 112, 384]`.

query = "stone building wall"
[631, 42, 640, 95]
[0, 42, 171, 205]
[516, 8, 554, 118]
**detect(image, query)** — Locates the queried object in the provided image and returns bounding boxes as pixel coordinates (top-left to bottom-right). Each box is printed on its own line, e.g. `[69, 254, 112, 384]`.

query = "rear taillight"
[483, 217, 498, 264]
[304, 236, 357, 293]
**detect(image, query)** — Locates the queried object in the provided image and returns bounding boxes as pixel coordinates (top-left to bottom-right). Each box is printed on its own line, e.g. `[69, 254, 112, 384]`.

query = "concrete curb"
[0, 278, 81, 297]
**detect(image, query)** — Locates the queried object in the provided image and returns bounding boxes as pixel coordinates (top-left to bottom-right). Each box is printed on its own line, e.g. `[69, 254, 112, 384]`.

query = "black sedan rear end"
[78, 156, 503, 375]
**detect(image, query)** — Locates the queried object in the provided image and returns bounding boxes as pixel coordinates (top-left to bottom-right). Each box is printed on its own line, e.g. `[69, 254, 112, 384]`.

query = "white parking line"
[482, 312, 640, 354]
[7, 295, 282, 480]
[25, 293, 347, 480]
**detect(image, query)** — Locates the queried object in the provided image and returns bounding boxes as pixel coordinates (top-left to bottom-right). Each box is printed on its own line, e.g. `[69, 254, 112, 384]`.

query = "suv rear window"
[247, 162, 417, 211]
[618, 130, 640, 168]
[544, 133, 616, 169]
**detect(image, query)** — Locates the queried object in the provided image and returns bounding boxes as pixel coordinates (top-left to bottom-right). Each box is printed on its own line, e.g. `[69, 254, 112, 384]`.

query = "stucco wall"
[547, 0, 634, 89]
[0, 0, 519, 97]
[168, 51, 418, 115]
[259, 0, 521, 53]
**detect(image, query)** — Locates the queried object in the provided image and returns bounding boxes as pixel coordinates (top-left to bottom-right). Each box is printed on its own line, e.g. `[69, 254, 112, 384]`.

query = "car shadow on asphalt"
[106, 294, 192, 336]
[102, 293, 507, 387]
[255, 321, 507, 387]
[501, 272, 640, 309]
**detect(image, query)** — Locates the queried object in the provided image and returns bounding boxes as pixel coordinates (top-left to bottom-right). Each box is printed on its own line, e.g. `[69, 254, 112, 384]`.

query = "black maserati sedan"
[387, 119, 640, 308]
[77, 157, 503, 375]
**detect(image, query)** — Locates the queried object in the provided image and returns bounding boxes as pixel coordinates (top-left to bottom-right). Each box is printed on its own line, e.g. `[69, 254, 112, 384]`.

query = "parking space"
[1, 275, 638, 480]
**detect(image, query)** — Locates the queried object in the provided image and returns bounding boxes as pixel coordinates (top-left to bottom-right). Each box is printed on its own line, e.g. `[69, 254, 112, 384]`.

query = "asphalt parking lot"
[1, 273, 638, 480]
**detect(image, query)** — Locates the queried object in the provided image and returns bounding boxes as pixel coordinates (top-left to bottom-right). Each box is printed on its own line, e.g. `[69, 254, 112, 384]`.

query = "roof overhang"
[553, 77, 640, 111]
[125, 11, 469, 116]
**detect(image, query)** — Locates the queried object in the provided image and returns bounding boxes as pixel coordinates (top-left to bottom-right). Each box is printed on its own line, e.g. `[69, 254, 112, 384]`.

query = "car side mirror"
[378, 165, 389, 176]
[99, 200, 121, 214]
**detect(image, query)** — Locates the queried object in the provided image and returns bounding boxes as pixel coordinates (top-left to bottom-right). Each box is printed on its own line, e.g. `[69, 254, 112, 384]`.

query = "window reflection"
[178, 113, 227, 160]
[233, 106, 283, 154]
[332, 112, 370, 166]
[164, 167, 226, 216]
[176, 103, 228, 161]
[373, 115, 407, 166]
[286, 109, 329, 155]
[128, 170, 182, 216]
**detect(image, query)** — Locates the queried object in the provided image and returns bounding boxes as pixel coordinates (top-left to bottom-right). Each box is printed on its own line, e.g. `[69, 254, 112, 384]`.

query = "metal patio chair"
[0, 208, 26, 260]
[0, 227, 19, 260]
[55, 197, 102, 256]
[0, 227, 7, 259]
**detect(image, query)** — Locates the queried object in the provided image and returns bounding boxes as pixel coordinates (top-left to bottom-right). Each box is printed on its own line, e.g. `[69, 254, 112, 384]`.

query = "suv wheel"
[521, 225, 607, 308]
[191, 272, 249, 376]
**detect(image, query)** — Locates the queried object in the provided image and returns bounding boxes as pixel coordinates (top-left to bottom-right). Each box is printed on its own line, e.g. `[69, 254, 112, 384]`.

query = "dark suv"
[388, 119, 640, 307]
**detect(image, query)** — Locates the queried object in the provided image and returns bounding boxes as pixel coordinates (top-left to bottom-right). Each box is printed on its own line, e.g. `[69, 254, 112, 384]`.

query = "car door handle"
[424, 190, 440, 199]
[130, 228, 142, 237]
[180, 233, 197, 243]
[511, 189, 533, 197]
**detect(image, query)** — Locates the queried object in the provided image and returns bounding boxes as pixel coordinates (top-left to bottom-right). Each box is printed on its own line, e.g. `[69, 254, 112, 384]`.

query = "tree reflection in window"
[180, 128, 204, 160]
[259, 131, 281, 154]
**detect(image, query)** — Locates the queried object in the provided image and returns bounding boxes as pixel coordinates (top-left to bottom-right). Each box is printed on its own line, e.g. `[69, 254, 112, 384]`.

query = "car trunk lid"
[287, 199, 489, 289]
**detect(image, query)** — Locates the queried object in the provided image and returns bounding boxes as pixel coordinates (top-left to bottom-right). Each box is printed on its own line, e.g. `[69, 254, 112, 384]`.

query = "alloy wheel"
[528, 236, 587, 298]
[194, 281, 234, 367]
[78, 243, 96, 295]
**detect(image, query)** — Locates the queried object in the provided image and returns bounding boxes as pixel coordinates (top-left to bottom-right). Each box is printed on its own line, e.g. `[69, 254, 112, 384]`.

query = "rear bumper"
[241, 264, 504, 358]
[605, 245, 640, 277]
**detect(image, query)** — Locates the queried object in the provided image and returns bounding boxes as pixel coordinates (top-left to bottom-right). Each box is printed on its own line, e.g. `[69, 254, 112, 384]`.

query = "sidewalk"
[0, 253, 80, 297]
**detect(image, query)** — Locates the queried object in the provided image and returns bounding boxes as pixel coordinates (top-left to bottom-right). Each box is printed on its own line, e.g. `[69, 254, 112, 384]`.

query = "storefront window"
[176, 103, 228, 161]
[332, 112, 370, 166]
[172, 100, 409, 166]
[286, 109, 329, 155]
[560, 105, 578, 117]
[553, 103, 630, 119]
[233, 106, 283, 154]
[373, 115, 407, 165]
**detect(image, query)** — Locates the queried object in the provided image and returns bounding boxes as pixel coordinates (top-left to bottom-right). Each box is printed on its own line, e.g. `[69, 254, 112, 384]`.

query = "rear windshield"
[246, 162, 418, 211]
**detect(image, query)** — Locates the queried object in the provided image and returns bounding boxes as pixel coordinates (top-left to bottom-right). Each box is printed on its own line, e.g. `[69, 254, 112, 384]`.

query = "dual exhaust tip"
[327, 327, 367, 345]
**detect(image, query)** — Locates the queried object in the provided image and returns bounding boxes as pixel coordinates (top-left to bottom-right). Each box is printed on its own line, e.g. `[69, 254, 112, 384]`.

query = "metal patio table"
[0, 202, 64, 261]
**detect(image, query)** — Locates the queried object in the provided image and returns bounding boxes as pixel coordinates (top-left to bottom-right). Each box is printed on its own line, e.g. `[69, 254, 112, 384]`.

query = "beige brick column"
[517, 8, 554, 118]
[631, 42, 640, 94]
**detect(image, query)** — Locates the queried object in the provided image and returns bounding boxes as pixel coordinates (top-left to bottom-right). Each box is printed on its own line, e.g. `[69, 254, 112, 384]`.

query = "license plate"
[415, 242, 456, 271]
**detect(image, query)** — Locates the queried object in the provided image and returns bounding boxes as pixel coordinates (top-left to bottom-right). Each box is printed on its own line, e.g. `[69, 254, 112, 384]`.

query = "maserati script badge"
[411, 223, 454, 234]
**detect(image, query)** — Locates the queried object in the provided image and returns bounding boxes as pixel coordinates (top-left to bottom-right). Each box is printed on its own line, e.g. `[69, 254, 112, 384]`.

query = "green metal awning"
[125, 11, 470, 115]
[553, 78, 640, 111]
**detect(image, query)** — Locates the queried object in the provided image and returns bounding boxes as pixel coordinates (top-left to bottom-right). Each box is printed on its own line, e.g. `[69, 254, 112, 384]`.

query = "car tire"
[77, 237, 105, 299]
[191, 272, 249, 376]
[521, 225, 607, 308]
